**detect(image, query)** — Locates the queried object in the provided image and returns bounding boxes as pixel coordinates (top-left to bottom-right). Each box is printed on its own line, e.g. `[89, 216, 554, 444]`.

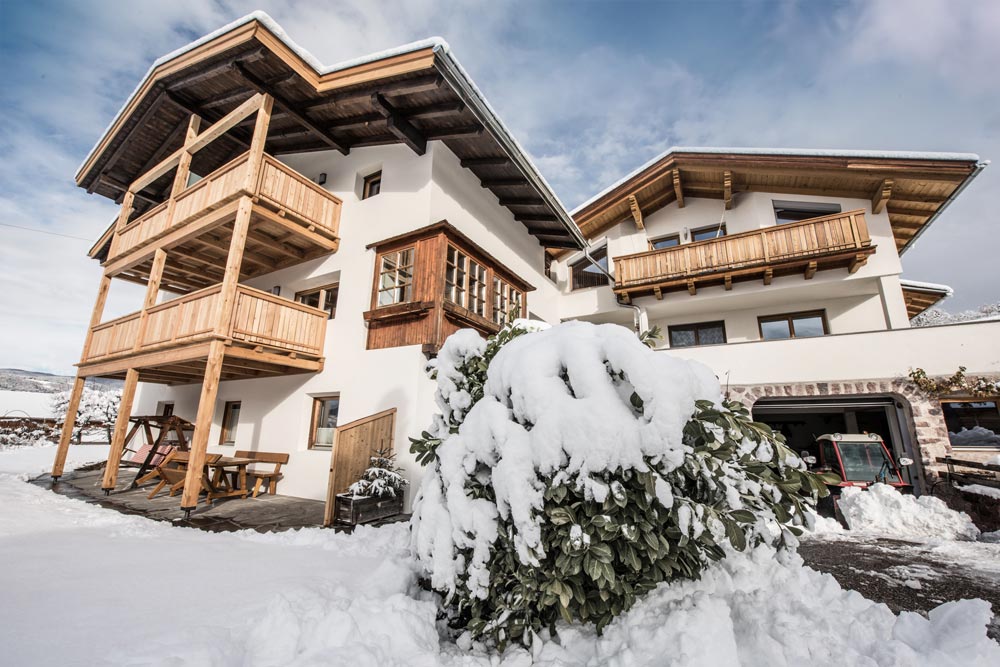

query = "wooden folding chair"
[147, 453, 222, 503]
[236, 450, 290, 498]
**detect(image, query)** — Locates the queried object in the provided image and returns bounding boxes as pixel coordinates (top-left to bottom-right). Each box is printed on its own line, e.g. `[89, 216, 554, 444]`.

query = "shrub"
[410, 320, 829, 649]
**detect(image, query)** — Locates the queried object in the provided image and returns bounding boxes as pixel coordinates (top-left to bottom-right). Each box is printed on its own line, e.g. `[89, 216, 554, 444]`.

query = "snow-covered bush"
[0, 419, 58, 448]
[50, 387, 120, 443]
[911, 301, 1000, 327]
[348, 448, 408, 498]
[409, 321, 830, 648]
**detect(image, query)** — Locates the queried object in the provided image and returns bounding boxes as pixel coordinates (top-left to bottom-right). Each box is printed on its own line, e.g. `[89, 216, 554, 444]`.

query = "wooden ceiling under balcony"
[573, 151, 981, 254]
[78, 18, 579, 253]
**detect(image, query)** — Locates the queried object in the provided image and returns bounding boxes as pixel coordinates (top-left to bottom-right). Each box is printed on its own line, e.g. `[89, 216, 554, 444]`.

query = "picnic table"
[207, 456, 257, 500]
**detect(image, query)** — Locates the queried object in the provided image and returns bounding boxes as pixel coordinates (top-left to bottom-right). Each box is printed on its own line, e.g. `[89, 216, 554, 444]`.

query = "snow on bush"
[911, 301, 1000, 327]
[410, 321, 830, 648]
[838, 484, 980, 541]
[50, 387, 121, 443]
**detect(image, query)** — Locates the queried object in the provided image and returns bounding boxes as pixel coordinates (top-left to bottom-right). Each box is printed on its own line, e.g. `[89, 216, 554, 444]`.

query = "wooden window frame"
[667, 321, 727, 348]
[757, 310, 829, 340]
[939, 398, 1000, 449]
[295, 283, 339, 319]
[308, 394, 341, 451]
[544, 253, 556, 283]
[570, 245, 611, 291]
[362, 170, 382, 199]
[492, 276, 524, 325]
[690, 224, 727, 242]
[219, 400, 241, 446]
[376, 247, 415, 307]
[649, 233, 681, 250]
[772, 200, 841, 225]
[445, 245, 469, 308]
[160, 402, 175, 417]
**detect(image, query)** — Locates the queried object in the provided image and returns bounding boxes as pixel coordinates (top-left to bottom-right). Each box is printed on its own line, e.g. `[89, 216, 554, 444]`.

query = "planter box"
[334, 493, 404, 526]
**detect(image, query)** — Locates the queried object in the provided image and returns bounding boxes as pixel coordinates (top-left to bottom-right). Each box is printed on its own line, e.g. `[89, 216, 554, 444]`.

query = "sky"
[0, 0, 998, 374]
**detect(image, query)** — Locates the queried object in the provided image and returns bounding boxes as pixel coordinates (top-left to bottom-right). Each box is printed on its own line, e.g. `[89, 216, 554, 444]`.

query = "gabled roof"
[900, 279, 953, 319]
[78, 12, 585, 251]
[573, 146, 987, 254]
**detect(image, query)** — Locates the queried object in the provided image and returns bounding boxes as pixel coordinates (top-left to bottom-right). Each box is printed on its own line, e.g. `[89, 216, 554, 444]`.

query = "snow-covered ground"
[0, 446, 998, 666]
[0, 389, 57, 418]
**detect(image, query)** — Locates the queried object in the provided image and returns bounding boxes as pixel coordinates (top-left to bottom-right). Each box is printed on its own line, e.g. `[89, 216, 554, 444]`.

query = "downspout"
[581, 248, 647, 333]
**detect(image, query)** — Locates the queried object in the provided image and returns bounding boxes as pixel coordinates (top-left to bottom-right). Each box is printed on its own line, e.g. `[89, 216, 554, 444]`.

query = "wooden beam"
[871, 178, 893, 214]
[848, 253, 868, 274]
[201, 88, 254, 111]
[426, 125, 483, 141]
[627, 195, 644, 230]
[763, 267, 773, 285]
[101, 368, 139, 491]
[514, 214, 558, 224]
[673, 169, 685, 208]
[724, 274, 732, 291]
[244, 94, 274, 191]
[498, 197, 545, 206]
[233, 62, 349, 155]
[165, 91, 252, 150]
[165, 49, 264, 92]
[304, 73, 443, 112]
[687, 280, 697, 295]
[653, 286, 663, 300]
[886, 205, 934, 218]
[371, 93, 427, 155]
[723, 171, 733, 210]
[481, 178, 528, 188]
[170, 116, 203, 198]
[804, 261, 817, 280]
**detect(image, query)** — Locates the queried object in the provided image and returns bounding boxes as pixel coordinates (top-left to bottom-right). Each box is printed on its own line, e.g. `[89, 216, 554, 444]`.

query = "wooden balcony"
[78, 284, 328, 384]
[613, 210, 876, 300]
[105, 152, 342, 293]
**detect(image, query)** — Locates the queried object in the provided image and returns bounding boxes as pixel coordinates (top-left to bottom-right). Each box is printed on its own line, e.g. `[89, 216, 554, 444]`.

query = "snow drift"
[838, 483, 980, 540]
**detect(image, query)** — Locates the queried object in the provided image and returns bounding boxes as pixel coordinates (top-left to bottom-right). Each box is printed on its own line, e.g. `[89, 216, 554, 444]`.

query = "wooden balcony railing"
[614, 209, 874, 296]
[83, 284, 327, 364]
[109, 151, 342, 263]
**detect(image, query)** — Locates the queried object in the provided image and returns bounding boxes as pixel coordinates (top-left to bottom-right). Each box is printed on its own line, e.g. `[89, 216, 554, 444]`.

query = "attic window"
[363, 171, 382, 199]
[773, 201, 841, 225]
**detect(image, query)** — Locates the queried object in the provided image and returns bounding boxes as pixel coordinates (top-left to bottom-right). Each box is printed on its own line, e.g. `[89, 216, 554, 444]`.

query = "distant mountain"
[0, 369, 122, 394]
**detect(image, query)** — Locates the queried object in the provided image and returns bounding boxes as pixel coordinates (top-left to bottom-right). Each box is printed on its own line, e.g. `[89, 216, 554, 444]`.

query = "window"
[691, 225, 726, 242]
[650, 234, 680, 250]
[160, 402, 174, 418]
[309, 396, 340, 450]
[668, 321, 726, 348]
[377, 248, 414, 306]
[773, 200, 841, 225]
[571, 246, 611, 290]
[296, 283, 339, 319]
[444, 246, 487, 316]
[362, 171, 382, 199]
[758, 311, 828, 340]
[942, 400, 1000, 448]
[493, 277, 524, 324]
[544, 253, 556, 282]
[219, 401, 241, 446]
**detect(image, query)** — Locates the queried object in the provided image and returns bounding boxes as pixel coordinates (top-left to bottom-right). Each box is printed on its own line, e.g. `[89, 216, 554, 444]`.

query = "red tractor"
[801, 433, 914, 517]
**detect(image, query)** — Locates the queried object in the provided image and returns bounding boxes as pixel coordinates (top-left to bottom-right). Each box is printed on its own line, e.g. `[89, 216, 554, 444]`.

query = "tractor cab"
[804, 433, 914, 493]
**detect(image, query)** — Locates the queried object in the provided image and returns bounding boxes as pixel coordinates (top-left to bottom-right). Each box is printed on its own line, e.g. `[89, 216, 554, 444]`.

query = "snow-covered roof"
[573, 146, 984, 214]
[899, 279, 954, 296]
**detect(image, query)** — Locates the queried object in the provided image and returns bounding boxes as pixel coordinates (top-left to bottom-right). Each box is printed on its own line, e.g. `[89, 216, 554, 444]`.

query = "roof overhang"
[900, 279, 953, 319]
[78, 12, 584, 252]
[573, 147, 986, 254]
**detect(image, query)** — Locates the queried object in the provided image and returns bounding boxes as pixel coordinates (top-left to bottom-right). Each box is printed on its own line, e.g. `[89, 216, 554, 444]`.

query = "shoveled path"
[800, 533, 1000, 640]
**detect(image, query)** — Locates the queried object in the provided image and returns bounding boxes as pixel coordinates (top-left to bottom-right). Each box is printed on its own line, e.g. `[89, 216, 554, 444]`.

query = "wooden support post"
[245, 94, 274, 192]
[170, 116, 203, 198]
[215, 197, 253, 336]
[687, 280, 697, 295]
[723, 171, 733, 210]
[51, 376, 86, 480]
[871, 178, 893, 214]
[724, 275, 733, 291]
[653, 286, 663, 300]
[763, 267, 773, 285]
[627, 194, 644, 230]
[848, 253, 867, 274]
[106, 191, 135, 260]
[804, 261, 818, 280]
[673, 169, 685, 208]
[133, 249, 168, 351]
[101, 368, 139, 492]
[180, 339, 226, 511]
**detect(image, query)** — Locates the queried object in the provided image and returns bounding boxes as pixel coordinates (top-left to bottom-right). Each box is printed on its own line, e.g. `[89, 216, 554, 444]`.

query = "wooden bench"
[235, 450, 289, 498]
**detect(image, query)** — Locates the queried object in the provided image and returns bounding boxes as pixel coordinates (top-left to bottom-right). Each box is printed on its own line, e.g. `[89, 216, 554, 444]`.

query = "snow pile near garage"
[838, 484, 980, 540]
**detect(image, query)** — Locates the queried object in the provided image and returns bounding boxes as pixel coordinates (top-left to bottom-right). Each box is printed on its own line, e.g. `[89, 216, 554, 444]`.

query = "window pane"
[669, 328, 696, 348]
[692, 226, 726, 241]
[651, 235, 680, 249]
[313, 397, 339, 449]
[571, 247, 610, 290]
[761, 319, 791, 340]
[324, 286, 339, 318]
[699, 324, 725, 345]
[297, 291, 320, 308]
[943, 401, 1000, 447]
[792, 315, 825, 338]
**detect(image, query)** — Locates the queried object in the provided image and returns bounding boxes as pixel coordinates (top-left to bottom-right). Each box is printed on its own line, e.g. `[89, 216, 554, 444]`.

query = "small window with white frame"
[376, 248, 414, 306]
[492, 277, 523, 324]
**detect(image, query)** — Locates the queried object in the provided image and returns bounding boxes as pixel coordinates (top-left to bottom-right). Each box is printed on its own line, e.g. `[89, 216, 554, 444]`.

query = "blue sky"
[1, 0, 998, 374]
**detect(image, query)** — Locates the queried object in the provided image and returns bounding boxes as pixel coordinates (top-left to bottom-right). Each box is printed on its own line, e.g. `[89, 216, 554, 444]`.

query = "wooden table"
[207, 457, 256, 500]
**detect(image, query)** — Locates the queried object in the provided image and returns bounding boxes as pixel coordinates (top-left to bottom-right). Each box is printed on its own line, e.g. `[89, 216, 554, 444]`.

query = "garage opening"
[752, 396, 920, 490]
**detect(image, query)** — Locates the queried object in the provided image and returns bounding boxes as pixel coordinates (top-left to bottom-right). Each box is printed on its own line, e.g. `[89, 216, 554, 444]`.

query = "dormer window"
[773, 200, 840, 225]
[362, 171, 382, 199]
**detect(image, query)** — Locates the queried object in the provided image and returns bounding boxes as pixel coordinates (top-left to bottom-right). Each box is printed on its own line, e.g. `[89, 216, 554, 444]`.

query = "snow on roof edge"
[572, 146, 984, 214]
[77, 11, 449, 177]
[899, 279, 954, 296]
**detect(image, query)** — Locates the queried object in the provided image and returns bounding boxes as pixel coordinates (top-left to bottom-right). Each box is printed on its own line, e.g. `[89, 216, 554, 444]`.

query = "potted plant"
[334, 447, 408, 526]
